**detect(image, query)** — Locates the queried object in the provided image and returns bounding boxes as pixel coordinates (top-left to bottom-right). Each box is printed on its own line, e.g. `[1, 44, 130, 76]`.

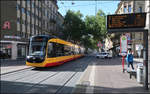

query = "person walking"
[126, 49, 134, 71]
[126, 54, 129, 70]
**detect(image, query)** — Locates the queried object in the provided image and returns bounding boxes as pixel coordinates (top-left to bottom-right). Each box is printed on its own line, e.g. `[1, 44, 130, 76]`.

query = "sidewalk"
[72, 57, 149, 93]
[134, 58, 150, 89]
[0, 59, 31, 74]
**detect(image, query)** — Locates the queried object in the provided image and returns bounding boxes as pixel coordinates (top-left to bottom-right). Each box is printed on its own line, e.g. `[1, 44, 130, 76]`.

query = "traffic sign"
[97, 41, 102, 48]
[120, 35, 128, 56]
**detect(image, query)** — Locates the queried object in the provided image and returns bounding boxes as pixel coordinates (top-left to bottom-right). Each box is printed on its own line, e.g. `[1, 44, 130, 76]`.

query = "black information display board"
[107, 13, 146, 29]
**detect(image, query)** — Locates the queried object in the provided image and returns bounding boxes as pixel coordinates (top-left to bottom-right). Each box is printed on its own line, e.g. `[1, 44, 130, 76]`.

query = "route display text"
[107, 13, 146, 29]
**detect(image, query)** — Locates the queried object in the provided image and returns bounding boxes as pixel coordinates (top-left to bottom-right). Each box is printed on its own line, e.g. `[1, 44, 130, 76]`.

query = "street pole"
[95, 0, 97, 16]
[122, 56, 125, 73]
[143, 30, 148, 90]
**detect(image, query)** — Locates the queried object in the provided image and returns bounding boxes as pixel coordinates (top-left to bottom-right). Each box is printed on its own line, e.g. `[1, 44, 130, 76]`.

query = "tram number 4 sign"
[120, 35, 128, 56]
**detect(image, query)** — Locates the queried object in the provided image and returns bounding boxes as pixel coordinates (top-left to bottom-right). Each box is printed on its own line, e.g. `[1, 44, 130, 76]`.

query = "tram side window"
[47, 43, 54, 57]
[78, 48, 80, 54]
[64, 45, 72, 56]
[74, 47, 78, 54]
[55, 43, 64, 56]
[71, 46, 75, 55]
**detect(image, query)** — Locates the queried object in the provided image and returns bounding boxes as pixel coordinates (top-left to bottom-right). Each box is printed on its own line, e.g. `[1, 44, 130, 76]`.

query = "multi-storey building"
[115, 0, 145, 57]
[56, 12, 64, 38]
[0, 0, 64, 60]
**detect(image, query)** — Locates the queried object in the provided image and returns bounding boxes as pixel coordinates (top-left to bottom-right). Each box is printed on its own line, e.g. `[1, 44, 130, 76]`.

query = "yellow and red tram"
[26, 35, 85, 67]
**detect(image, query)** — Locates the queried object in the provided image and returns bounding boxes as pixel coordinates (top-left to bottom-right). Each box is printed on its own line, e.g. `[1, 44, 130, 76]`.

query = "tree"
[63, 10, 85, 44]
[63, 9, 107, 50]
[83, 9, 107, 49]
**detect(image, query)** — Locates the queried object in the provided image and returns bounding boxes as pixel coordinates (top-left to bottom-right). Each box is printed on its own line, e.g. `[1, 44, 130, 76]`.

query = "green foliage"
[63, 10, 85, 43]
[63, 9, 107, 49]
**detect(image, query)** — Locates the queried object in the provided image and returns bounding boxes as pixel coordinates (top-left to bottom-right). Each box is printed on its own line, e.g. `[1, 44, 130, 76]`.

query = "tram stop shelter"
[107, 12, 149, 90]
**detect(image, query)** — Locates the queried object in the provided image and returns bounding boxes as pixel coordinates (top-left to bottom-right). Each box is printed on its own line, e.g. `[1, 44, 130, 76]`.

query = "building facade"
[0, 0, 64, 60]
[56, 12, 64, 38]
[115, 0, 145, 58]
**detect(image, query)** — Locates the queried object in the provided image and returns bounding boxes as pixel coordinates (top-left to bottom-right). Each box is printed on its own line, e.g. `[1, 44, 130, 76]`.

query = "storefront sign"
[4, 35, 21, 39]
[2, 21, 11, 30]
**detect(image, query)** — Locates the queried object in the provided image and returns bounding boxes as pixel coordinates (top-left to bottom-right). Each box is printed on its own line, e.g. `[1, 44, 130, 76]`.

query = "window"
[18, 45, 26, 58]
[45, 10, 47, 18]
[32, 2, 34, 8]
[27, 11, 30, 16]
[47, 43, 53, 57]
[64, 45, 72, 56]
[138, 7, 142, 12]
[17, 18, 20, 24]
[55, 43, 64, 56]
[16, 4, 20, 10]
[124, 6, 127, 13]
[47, 42, 66, 57]
[21, 8, 25, 13]
[128, 5, 131, 13]
[27, 0, 30, 4]
[17, 19, 20, 31]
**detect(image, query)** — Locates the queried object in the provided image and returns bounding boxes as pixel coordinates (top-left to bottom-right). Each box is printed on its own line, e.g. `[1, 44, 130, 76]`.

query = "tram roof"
[31, 35, 80, 47]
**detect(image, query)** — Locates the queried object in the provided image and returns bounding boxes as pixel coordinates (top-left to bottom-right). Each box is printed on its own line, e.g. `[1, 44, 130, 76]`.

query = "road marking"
[86, 61, 96, 93]
[89, 65, 95, 86]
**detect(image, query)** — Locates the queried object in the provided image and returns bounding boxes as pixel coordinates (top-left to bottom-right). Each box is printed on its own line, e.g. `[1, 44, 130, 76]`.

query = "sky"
[57, 0, 120, 18]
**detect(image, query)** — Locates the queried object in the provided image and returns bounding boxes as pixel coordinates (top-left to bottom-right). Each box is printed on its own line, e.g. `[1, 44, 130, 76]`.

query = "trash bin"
[136, 63, 143, 83]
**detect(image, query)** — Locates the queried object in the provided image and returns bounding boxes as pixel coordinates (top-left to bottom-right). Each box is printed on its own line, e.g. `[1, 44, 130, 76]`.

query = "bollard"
[136, 63, 143, 84]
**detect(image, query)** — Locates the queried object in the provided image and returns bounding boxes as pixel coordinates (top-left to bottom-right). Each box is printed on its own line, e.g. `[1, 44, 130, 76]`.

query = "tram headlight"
[27, 56, 32, 59]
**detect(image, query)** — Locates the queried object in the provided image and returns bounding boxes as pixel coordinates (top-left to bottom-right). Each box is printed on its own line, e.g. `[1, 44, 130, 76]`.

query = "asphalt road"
[1, 56, 94, 94]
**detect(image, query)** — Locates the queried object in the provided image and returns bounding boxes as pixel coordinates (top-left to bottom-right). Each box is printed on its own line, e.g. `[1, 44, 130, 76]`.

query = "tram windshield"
[29, 37, 48, 56]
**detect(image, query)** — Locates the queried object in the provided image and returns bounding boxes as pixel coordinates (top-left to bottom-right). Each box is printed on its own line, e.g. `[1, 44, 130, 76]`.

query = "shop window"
[18, 45, 26, 58]
[0, 44, 12, 59]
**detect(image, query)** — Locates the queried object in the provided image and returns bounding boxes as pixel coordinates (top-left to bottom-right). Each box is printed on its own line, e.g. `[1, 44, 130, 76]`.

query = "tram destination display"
[107, 13, 146, 29]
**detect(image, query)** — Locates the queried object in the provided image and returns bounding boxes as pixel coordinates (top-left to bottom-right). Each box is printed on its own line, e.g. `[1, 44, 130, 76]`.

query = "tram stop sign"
[120, 35, 128, 56]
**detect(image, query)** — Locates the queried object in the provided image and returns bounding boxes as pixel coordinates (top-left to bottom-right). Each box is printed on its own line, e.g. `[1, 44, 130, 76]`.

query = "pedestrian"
[125, 54, 129, 70]
[126, 49, 134, 71]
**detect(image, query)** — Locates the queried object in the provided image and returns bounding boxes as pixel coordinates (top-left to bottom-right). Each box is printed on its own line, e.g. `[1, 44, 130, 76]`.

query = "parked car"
[96, 52, 108, 59]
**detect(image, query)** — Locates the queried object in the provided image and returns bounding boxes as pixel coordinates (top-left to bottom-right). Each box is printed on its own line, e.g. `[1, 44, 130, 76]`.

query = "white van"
[107, 52, 112, 58]
[96, 52, 108, 58]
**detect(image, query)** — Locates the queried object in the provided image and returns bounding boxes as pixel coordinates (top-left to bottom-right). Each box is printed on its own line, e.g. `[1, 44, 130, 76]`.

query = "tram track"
[1, 56, 94, 94]
[26, 56, 93, 94]
[54, 56, 94, 94]
[1, 66, 33, 75]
